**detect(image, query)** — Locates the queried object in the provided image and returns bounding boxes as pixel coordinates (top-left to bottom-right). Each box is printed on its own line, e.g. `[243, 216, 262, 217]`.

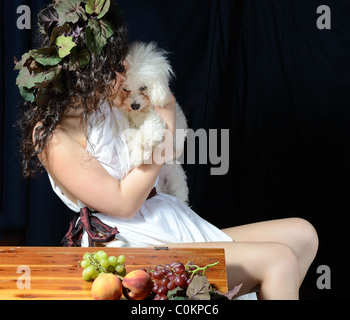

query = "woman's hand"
[154, 95, 176, 136]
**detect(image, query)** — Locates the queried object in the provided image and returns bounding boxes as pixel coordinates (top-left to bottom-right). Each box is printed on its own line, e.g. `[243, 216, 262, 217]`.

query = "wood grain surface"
[0, 247, 227, 300]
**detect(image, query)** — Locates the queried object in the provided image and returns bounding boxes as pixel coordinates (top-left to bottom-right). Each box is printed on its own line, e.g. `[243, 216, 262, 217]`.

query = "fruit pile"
[80, 251, 241, 300]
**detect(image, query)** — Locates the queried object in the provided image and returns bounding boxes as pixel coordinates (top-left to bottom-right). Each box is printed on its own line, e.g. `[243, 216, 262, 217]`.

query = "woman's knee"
[289, 218, 319, 258]
[265, 243, 301, 283]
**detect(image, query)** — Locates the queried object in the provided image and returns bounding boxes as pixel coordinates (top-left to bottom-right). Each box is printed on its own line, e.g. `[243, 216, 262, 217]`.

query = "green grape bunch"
[80, 250, 126, 281]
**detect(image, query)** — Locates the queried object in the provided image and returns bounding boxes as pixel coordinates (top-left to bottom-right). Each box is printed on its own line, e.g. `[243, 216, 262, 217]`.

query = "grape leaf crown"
[14, 0, 123, 106]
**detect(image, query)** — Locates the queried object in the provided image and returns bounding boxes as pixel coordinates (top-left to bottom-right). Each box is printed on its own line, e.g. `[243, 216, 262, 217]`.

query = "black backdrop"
[1, 0, 349, 300]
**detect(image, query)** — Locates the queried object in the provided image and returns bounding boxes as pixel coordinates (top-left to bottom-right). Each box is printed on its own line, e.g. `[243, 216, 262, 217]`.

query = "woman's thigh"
[221, 218, 317, 254]
[165, 240, 296, 297]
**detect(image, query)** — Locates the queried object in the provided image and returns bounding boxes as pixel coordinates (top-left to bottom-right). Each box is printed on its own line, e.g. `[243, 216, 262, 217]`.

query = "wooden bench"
[0, 246, 227, 300]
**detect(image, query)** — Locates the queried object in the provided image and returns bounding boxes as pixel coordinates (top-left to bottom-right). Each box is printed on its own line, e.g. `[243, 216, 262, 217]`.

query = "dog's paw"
[129, 146, 144, 167]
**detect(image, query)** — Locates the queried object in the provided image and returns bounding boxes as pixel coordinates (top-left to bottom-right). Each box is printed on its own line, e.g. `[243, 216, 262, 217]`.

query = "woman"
[16, 1, 318, 299]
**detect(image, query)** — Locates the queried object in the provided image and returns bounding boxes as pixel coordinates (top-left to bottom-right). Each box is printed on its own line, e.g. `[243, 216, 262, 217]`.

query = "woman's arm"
[38, 96, 176, 219]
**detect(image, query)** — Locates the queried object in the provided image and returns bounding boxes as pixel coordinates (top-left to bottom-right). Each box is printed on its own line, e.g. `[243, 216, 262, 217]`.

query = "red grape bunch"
[141, 261, 218, 300]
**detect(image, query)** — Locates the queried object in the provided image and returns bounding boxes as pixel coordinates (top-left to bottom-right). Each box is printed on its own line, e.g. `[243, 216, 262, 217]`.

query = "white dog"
[114, 42, 189, 204]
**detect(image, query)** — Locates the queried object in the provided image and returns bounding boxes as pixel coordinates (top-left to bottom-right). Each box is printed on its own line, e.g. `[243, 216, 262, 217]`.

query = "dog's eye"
[122, 88, 130, 92]
[139, 86, 147, 92]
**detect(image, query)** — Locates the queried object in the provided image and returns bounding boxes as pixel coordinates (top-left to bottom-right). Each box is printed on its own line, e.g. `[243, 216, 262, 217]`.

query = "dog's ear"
[149, 80, 171, 107]
[128, 41, 175, 107]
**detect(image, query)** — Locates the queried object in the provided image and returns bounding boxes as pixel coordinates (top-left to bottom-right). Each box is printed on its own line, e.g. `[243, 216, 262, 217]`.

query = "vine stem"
[186, 261, 219, 280]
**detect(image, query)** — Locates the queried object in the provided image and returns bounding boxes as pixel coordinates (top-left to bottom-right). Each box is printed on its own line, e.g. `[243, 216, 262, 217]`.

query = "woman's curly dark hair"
[16, 4, 129, 178]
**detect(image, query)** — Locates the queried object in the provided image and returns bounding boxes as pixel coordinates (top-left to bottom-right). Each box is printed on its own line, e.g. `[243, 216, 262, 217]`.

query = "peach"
[91, 273, 123, 300]
[122, 270, 153, 300]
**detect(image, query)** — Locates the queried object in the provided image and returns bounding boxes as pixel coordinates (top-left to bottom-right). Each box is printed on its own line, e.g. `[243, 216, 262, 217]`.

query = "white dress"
[48, 102, 234, 248]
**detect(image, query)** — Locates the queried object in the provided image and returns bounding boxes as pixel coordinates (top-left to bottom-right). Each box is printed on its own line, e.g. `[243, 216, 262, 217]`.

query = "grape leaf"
[186, 275, 211, 300]
[210, 283, 243, 300]
[55, 35, 77, 58]
[15, 48, 61, 72]
[97, 0, 111, 19]
[16, 63, 62, 93]
[85, 0, 106, 15]
[224, 283, 243, 300]
[54, 0, 87, 25]
[33, 66, 62, 89]
[19, 86, 35, 102]
[69, 48, 91, 71]
[86, 19, 113, 55]
[37, 4, 59, 35]
[16, 67, 36, 89]
[14, 52, 32, 71]
[30, 47, 62, 66]
[100, 19, 113, 39]
[86, 25, 99, 56]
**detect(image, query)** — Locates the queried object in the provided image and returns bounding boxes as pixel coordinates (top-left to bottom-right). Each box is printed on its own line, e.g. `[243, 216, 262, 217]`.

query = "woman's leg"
[221, 218, 319, 284]
[166, 241, 300, 300]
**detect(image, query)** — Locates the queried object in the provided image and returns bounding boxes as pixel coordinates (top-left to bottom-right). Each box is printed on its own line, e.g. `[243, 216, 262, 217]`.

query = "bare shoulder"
[34, 113, 87, 169]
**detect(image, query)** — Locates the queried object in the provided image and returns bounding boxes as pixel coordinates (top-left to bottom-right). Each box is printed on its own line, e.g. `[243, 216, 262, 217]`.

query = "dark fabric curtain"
[1, 0, 349, 299]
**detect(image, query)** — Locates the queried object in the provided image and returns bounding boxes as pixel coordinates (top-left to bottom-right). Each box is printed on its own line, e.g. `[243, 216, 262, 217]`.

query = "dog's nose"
[131, 103, 141, 111]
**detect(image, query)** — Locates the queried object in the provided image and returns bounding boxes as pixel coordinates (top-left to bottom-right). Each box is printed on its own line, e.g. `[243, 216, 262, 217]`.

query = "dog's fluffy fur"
[114, 42, 189, 204]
